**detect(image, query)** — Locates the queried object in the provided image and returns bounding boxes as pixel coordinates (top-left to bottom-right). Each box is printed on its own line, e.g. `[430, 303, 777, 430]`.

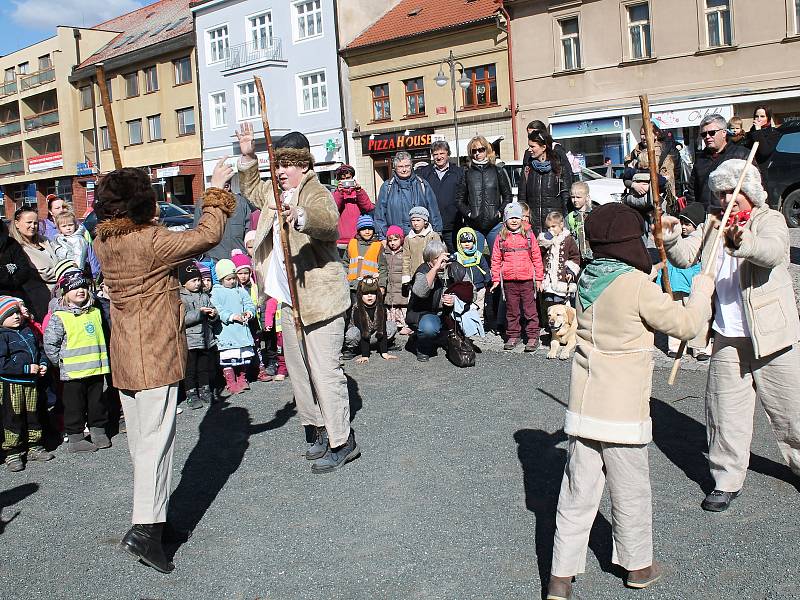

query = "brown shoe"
[626, 562, 664, 589]
[546, 575, 573, 600]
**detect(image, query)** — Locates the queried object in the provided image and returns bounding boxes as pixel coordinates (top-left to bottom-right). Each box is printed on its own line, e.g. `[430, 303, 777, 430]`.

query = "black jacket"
[416, 162, 464, 234]
[0, 223, 34, 308]
[745, 125, 781, 190]
[455, 163, 512, 234]
[519, 161, 571, 234]
[685, 141, 752, 209]
[0, 324, 45, 383]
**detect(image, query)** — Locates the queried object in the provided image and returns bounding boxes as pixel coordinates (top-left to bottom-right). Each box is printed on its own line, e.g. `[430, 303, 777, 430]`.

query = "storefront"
[361, 129, 435, 191]
[550, 117, 626, 174]
[148, 159, 204, 205]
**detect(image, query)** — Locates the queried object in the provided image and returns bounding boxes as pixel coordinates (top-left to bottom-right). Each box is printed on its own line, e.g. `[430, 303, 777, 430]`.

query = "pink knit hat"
[231, 249, 252, 272]
[386, 225, 404, 241]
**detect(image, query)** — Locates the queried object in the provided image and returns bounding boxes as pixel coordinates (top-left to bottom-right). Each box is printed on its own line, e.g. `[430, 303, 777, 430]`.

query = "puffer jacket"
[519, 163, 571, 234]
[490, 225, 544, 283]
[663, 204, 800, 358]
[456, 163, 512, 233]
[180, 287, 218, 350]
[383, 245, 406, 307]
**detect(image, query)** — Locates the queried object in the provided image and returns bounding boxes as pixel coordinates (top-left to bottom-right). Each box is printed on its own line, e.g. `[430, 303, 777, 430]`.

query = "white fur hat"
[708, 159, 768, 207]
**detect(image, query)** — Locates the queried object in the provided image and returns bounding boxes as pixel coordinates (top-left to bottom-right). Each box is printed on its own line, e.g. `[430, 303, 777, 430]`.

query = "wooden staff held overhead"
[95, 64, 121, 170]
[667, 142, 760, 385]
[639, 94, 671, 295]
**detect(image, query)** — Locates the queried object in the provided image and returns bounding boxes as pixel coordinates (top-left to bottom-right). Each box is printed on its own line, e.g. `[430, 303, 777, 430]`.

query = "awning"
[446, 135, 504, 158]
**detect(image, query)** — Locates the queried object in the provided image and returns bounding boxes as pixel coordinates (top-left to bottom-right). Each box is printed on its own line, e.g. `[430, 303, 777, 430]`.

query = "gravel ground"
[1, 230, 799, 599]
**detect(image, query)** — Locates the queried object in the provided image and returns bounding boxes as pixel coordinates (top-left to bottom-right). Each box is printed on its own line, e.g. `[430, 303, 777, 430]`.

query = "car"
[81, 201, 194, 238]
[579, 167, 626, 206]
[766, 121, 800, 227]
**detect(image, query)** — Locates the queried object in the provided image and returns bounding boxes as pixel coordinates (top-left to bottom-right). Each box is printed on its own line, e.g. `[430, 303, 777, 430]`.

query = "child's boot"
[185, 388, 204, 410]
[5, 453, 24, 472]
[257, 362, 273, 382]
[90, 427, 111, 449]
[198, 385, 214, 407]
[222, 367, 239, 395]
[67, 433, 97, 453]
[27, 446, 54, 462]
[236, 370, 250, 392]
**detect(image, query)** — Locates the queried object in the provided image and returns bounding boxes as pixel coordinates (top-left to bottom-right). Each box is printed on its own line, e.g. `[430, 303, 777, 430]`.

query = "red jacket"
[333, 187, 374, 246]
[491, 225, 544, 283]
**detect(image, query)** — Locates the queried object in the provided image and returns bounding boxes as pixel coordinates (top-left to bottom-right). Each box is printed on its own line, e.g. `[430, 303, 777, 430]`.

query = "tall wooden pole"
[95, 64, 121, 170]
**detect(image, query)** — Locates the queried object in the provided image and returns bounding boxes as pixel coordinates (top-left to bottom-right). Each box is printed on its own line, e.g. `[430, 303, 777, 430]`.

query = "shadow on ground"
[0, 482, 39, 534]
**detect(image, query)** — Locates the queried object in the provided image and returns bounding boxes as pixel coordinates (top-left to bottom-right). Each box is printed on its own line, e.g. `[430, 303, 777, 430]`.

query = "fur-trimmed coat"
[237, 160, 351, 327]
[93, 188, 236, 390]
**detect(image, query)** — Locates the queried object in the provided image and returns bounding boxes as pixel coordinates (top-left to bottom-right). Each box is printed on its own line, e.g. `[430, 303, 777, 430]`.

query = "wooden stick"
[95, 64, 121, 170]
[667, 141, 760, 385]
[639, 94, 671, 295]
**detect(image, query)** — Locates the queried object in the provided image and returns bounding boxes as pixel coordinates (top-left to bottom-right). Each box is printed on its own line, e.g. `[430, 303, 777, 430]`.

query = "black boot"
[120, 523, 175, 573]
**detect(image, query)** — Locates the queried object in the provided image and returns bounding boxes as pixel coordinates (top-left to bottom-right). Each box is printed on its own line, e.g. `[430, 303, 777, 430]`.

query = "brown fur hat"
[95, 168, 157, 224]
[275, 131, 314, 167]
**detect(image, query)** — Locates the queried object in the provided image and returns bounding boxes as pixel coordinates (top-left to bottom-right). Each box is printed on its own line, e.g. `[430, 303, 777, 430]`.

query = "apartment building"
[506, 0, 800, 170]
[0, 27, 119, 217]
[191, 0, 347, 185]
[340, 0, 513, 200]
[69, 0, 203, 212]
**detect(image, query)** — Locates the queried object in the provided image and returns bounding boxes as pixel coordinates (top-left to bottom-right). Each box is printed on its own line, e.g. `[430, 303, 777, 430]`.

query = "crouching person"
[345, 276, 398, 364]
[547, 203, 714, 599]
[406, 240, 454, 362]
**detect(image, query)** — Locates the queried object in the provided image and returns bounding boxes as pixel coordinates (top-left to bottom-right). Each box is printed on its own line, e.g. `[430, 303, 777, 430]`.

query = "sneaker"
[176, 406, 184, 415]
[305, 426, 329, 460]
[5, 454, 24, 472]
[27, 446, 55, 462]
[626, 562, 664, 589]
[265, 363, 278, 377]
[503, 338, 520, 351]
[311, 431, 360, 474]
[701, 489, 740, 512]
[524, 340, 540, 353]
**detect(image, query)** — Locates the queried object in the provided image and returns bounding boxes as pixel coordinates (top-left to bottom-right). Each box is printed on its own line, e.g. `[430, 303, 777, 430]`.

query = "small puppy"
[547, 304, 577, 360]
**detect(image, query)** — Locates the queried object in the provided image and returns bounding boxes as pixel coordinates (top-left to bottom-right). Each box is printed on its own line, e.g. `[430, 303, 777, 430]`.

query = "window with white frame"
[298, 70, 327, 113]
[559, 17, 581, 70]
[705, 0, 732, 47]
[127, 119, 142, 145]
[100, 126, 111, 151]
[18, 62, 28, 75]
[147, 114, 162, 141]
[236, 81, 259, 120]
[294, 0, 323, 41]
[207, 25, 230, 64]
[177, 107, 195, 135]
[209, 92, 227, 128]
[249, 12, 273, 49]
[627, 3, 651, 59]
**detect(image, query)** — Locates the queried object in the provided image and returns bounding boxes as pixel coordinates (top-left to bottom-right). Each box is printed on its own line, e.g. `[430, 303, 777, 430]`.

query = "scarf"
[727, 209, 751, 227]
[471, 158, 489, 166]
[578, 258, 634, 310]
[531, 160, 552, 173]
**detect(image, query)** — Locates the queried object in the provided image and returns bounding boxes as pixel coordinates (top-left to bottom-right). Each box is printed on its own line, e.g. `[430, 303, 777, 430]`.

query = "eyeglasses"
[471, 147, 487, 154]
[701, 129, 723, 138]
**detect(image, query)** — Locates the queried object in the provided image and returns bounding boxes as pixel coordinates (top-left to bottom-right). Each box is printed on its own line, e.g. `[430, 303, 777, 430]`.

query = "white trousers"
[120, 385, 177, 524]
[706, 335, 800, 491]
[281, 308, 351, 448]
[551, 437, 653, 577]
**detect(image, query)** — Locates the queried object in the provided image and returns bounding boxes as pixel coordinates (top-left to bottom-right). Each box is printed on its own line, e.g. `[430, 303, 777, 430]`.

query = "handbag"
[446, 324, 475, 368]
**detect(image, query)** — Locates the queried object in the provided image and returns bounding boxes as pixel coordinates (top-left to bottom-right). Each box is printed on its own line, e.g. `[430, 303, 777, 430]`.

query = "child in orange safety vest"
[343, 215, 387, 295]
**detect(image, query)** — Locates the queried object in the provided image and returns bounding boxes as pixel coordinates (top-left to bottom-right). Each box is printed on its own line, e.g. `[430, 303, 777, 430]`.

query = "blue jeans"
[416, 313, 442, 354]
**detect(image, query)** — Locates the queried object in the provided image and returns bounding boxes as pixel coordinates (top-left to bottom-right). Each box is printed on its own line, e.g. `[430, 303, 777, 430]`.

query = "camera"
[448, 252, 459, 263]
[340, 178, 357, 189]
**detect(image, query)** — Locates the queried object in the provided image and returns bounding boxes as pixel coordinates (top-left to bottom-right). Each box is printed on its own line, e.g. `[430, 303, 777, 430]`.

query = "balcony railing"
[0, 121, 21, 138]
[0, 81, 17, 98]
[24, 109, 59, 131]
[0, 160, 24, 176]
[20, 68, 55, 91]
[223, 39, 283, 70]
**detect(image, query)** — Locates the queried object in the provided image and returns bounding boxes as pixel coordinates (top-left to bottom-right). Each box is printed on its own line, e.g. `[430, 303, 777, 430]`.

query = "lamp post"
[435, 50, 472, 164]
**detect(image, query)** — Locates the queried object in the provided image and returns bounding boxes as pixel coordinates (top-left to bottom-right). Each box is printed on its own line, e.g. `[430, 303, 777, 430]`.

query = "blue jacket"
[416, 163, 464, 233]
[0, 324, 46, 384]
[210, 284, 256, 350]
[656, 260, 701, 295]
[374, 175, 443, 239]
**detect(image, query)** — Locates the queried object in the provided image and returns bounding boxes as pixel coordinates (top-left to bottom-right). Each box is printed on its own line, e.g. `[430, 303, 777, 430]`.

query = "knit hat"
[409, 206, 429, 222]
[335, 164, 355, 179]
[59, 271, 89, 295]
[231, 249, 252, 272]
[386, 225, 404, 241]
[54, 259, 80, 283]
[586, 203, 652, 273]
[244, 230, 256, 245]
[0, 295, 21, 323]
[504, 202, 523, 221]
[356, 215, 375, 231]
[459, 230, 476, 243]
[358, 275, 380, 296]
[679, 203, 706, 228]
[708, 159, 768, 207]
[215, 259, 236, 280]
[274, 131, 314, 168]
[197, 262, 212, 278]
[178, 261, 201, 285]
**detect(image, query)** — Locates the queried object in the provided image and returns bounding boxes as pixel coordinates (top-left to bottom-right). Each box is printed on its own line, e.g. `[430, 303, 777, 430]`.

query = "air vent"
[407, 7, 423, 17]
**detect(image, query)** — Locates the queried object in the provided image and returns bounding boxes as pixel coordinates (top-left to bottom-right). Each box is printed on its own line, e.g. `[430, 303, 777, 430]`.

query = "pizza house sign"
[362, 130, 434, 155]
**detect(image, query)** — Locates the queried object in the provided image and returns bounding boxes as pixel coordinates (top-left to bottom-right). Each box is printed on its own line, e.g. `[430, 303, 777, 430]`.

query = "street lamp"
[435, 50, 472, 164]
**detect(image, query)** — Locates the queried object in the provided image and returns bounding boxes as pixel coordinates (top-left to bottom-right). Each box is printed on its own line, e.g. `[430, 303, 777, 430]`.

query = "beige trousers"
[667, 292, 713, 354]
[706, 335, 800, 492]
[120, 385, 177, 524]
[551, 437, 653, 577]
[281, 307, 351, 448]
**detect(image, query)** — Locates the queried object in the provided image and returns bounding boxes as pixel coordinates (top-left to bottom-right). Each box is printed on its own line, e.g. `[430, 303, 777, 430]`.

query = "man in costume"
[235, 122, 358, 473]
[663, 159, 800, 512]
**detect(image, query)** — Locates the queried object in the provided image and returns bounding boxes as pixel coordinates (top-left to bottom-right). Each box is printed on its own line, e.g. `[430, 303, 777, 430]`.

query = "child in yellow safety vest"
[344, 215, 387, 294]
[43, 271, 111, 454]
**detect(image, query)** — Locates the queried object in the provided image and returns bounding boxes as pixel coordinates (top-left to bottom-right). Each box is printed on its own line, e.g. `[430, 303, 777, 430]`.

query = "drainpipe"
[332, 1, 350, 166]
[495, 0, 518, 160]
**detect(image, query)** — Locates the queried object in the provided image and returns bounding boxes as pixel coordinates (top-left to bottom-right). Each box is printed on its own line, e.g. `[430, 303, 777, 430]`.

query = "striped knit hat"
[54, 259, 80, 283]
[356, 214, 375, 231]
[0, 295, 22, 324]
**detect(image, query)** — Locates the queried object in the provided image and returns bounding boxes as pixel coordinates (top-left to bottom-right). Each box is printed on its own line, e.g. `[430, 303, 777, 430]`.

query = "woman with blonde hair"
[9, 207, 58, 321]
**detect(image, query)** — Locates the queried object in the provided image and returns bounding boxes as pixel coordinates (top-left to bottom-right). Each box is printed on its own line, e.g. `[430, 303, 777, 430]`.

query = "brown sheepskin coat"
[94, 188, 236, 390]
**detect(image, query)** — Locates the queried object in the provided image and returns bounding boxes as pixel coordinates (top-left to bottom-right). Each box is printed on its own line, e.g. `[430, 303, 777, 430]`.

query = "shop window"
[144, 65, 159, 93]
[80, 86, 92, 110]
[293, 0, 323, 41]
[404, 78, 425, 117]
[207, 26, 230, 64]
[297, 70, 327, 113]
[127, 119, 142, 145]
[236, 81, 259, 120]
[100, 126, 111, 151]
[177, 107, 195, 135]
[148, 114, 162, 141]
[463, 64, 497, 108]
[371, 84, 390, 121]
[705, 0, 732, 47]
[124, 72, 139, 98]
[174, 57, 192, 85]
[559, 17, 582, 70]
[627, 3, 652, 59]
[210, 91, 227, 128]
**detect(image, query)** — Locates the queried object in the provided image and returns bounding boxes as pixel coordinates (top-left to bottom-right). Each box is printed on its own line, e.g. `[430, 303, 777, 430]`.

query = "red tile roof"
[78, 0, 193, 69]
[346, 0, 498, 50]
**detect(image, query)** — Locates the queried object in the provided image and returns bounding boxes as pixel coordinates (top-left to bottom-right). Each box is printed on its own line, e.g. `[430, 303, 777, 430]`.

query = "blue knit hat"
[0, 295, 21, 324]
[356, 215, 374, 231]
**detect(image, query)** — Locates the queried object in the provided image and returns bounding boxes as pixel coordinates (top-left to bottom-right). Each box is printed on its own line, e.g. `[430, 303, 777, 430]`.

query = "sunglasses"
[471, 147, 487, 154]
[701, 129, 723, 138]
